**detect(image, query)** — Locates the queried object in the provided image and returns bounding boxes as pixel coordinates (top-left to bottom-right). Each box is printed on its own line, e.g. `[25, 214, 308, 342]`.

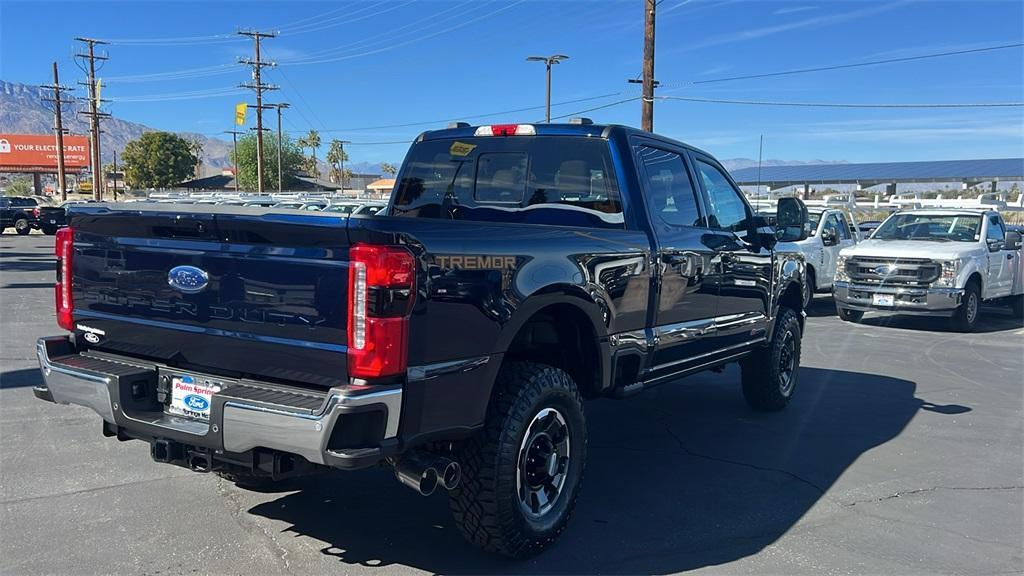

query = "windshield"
[806, 211, 823, 236]
[872, 213, 981, 242]
[326, 204, 358, 214]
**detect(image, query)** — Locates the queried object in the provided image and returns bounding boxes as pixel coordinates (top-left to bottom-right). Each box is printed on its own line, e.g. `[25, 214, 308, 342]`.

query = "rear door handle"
[1008, 253, 1015, 260]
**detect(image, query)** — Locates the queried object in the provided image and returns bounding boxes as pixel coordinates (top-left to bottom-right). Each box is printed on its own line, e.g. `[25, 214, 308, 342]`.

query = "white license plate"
[872, 293, 895, 307]
[167, 375, 220, 420]
[48, 219, 56, 224]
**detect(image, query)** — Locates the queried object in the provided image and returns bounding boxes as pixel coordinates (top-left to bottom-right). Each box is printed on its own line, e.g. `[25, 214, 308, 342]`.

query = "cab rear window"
[392, 136, 623, 229]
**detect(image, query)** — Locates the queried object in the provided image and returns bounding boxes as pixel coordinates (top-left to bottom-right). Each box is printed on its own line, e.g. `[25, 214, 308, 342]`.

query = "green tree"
[380, 162, 397, 177]
[326, 139, 349, 183]
[121, 132, 197, 188]
[231, 133, 304, 192]
[6, 178, 33, 196]
[187, 136, 204, 179]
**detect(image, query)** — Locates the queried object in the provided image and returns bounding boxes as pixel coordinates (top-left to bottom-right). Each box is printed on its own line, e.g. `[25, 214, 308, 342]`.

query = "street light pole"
[526, 54, 569, 122]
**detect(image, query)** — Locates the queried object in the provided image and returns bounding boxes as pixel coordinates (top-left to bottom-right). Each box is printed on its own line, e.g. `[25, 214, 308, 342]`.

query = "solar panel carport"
[730, 158, 1024, 194]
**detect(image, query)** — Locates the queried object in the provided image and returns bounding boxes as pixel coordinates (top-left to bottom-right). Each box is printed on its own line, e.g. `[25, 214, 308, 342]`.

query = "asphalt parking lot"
[1, 232, 1021, 576]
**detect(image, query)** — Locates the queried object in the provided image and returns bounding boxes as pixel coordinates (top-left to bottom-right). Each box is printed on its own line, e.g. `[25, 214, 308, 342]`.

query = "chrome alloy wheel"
[516, 407, 571, 518]
[778, 329, 796, 396]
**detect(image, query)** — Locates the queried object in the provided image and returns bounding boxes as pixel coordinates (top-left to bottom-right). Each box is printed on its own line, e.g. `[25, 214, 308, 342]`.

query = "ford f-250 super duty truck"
[34, 121, 808, 557]
[834, 208, 1023, 331]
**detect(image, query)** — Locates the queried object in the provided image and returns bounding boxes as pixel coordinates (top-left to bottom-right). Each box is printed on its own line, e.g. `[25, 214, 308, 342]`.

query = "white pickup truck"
[834, 209, 1023, 331]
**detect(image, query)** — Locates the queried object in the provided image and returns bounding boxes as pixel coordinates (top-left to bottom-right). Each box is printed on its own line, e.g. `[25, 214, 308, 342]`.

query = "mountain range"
[2, 80, 843, 179]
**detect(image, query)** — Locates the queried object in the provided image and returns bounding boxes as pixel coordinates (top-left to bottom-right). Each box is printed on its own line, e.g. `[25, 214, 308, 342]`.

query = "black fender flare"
[493, 286, 613, 395]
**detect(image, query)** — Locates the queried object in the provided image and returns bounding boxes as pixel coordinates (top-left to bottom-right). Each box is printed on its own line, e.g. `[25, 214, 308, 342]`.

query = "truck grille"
[845, 257, 940, 286]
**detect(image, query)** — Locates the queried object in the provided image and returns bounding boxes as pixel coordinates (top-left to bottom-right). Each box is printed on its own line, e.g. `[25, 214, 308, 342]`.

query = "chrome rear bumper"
[35, 336, 400, 469]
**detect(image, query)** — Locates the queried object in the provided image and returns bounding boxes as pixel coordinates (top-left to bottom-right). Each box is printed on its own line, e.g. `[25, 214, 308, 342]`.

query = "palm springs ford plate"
[168, 375, 220, 420]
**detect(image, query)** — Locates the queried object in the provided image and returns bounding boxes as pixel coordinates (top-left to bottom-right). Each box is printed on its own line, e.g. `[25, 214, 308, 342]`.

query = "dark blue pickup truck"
[35, 121, 808, 557]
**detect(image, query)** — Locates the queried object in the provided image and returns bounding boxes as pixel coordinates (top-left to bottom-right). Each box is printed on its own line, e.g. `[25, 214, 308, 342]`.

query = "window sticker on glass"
[449, 141, 477, 157]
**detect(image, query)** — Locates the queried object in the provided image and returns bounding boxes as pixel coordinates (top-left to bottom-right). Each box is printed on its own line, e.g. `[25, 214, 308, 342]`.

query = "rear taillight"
[347, 244, 415, 379]
[55, 227, 74, 331]
[474, 124, 536, 137]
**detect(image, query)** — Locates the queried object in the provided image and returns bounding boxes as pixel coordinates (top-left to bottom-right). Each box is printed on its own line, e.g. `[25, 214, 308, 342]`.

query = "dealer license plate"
[167, 375, 220, 420]
[872, 293, 895, 307]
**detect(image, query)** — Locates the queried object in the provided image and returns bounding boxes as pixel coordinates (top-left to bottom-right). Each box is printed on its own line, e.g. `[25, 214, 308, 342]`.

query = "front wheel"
[741, 308, 802, 411]
[802, 269, 815, 308]
[950, 283, 980, 332]
[14, 218, 30, 235]
[449, 362, 586, 558]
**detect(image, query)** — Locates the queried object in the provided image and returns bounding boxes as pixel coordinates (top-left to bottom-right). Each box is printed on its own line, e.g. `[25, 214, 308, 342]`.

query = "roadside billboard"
[0, 133, 90, 173]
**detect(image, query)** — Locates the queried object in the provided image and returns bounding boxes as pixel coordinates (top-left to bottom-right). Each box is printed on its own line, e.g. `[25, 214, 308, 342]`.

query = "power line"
[693, 42, 1024, 84]
[293, 92, 625, 134]
[279, 0, 527, 66]
[656, 95, 1024, 108]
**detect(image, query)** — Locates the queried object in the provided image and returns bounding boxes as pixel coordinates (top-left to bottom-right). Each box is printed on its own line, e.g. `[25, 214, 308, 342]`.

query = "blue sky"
[2, 0, 1022, 165]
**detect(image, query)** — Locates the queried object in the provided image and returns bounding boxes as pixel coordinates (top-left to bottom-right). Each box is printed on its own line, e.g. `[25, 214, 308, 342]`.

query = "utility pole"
[238, 30, 278, 194]
[640, 0, 657, 131]
[526, 54, 569, 123]
[41, 62, 74, 202]
[75, 37, 110, 200]
[223, 130, 244, 192]
[338, 140, 351, 193]
[112, 150, 119, 201]
[273, 103, 289, 192]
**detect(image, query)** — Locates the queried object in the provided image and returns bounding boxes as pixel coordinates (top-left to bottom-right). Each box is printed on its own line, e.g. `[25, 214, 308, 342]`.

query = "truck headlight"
[835, 255, 850, 282]
[935, 259, 960, 287]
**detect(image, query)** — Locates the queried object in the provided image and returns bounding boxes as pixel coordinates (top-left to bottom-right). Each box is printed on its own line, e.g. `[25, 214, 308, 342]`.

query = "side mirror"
[1004, 231, 1022, 250]
[775, 197, 808, 242]
[821, 228, 838, 246]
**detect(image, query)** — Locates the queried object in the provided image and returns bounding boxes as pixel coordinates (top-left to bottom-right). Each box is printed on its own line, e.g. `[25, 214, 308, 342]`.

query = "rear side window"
[695, 159, 750, 233]
[392, 136, 623, 228]
[637, 146, 702, 227]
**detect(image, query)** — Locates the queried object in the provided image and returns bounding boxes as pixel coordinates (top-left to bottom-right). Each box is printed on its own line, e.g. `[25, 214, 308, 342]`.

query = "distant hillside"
[720, 158, 848, 172]
[2, 80, 236, 176]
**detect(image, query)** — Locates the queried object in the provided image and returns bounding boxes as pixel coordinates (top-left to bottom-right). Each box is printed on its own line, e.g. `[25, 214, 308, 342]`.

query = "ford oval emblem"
[168, 265, 209, 294]
[183, 394, 210, 411]
[873, 264, 898, 276]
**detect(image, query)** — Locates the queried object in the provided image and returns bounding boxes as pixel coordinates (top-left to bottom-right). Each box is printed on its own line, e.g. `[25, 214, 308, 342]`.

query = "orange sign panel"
[0, 133, 90, 173]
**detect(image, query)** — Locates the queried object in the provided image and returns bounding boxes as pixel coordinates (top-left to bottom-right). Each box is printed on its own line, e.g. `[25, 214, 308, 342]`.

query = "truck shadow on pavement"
[249, 366, 963, 574]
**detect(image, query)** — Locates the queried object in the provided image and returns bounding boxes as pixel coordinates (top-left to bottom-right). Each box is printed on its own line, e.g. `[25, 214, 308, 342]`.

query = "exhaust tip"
[440, 460, 461, 491]
[395, 459, 438, 496]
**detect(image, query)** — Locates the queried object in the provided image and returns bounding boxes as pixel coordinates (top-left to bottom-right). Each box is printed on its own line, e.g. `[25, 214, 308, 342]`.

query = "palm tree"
[304, 129, 321, 180]
[381, 162, 397, 177]
[187, 137, 204, 179]
[326, 139, 348, 184]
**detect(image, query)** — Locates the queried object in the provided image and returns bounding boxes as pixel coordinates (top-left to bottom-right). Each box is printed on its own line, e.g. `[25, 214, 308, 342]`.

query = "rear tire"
[14, 218, 30, 235]
[741, 307, 801, 412]
[838, 307, 864, 323]
[950, 282, 981, 332]
[449, 361, 586, 558]
[1009, 295, 1023, 319]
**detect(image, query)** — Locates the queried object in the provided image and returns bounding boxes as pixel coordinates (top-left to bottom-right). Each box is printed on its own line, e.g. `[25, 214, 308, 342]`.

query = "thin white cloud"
[672, 1, 909, 53]
[774, 6, 818, 16]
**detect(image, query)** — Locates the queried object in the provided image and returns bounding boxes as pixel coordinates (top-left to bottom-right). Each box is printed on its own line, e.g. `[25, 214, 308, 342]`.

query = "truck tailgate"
[69, 204, 349, 388]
